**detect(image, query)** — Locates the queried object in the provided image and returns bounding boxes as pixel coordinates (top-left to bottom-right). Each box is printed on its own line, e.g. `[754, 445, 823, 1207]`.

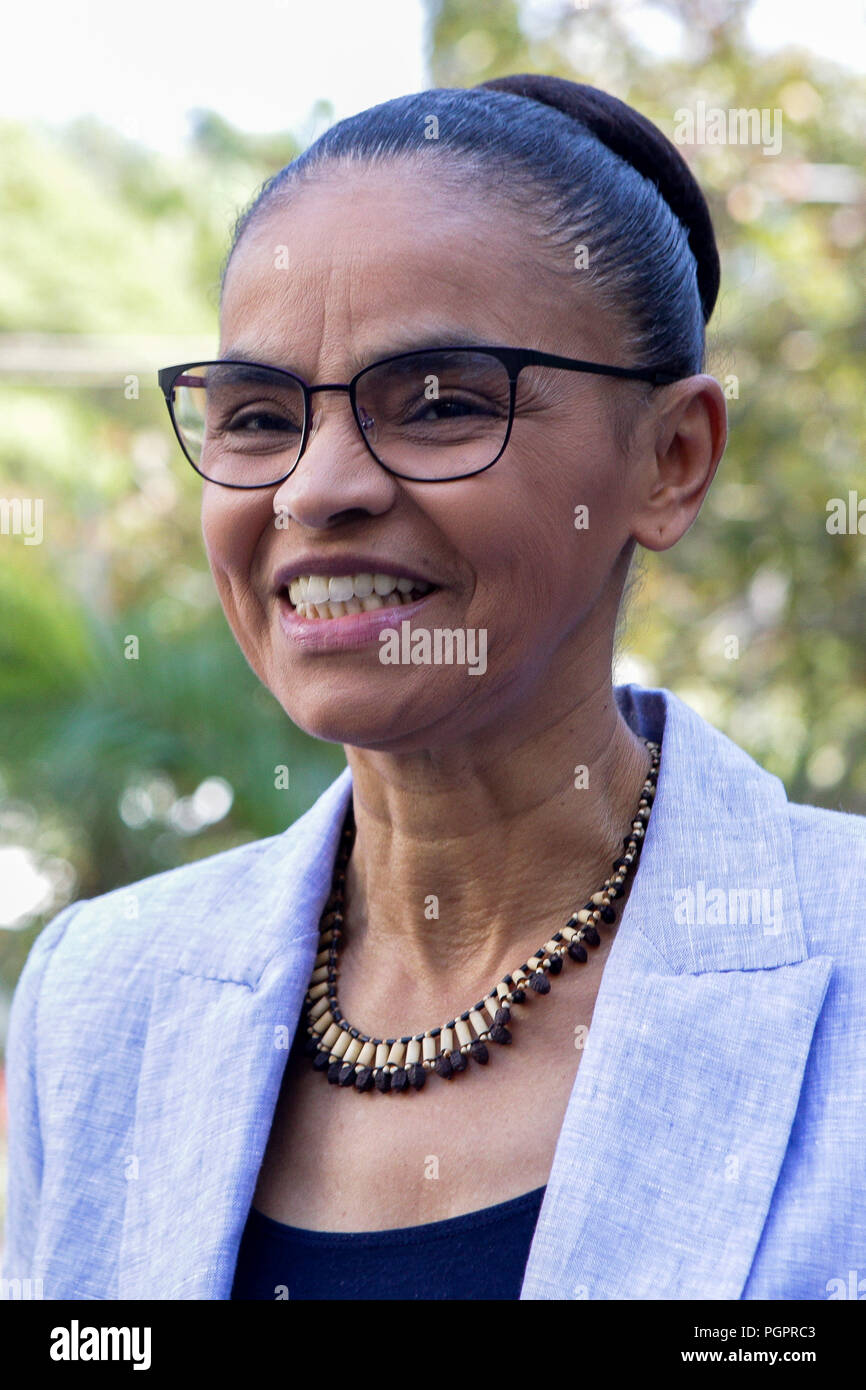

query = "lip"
[272, 554, 437, 594]
[276, 587, 440, 652]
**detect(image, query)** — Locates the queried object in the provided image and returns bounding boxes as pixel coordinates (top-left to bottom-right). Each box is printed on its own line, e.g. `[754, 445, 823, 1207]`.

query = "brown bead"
[434, 1054, 454, 1079]
[407, 1062, 426, 1089]
[391, 1067, 409, 1091]
[469, 1039, 489, 1065]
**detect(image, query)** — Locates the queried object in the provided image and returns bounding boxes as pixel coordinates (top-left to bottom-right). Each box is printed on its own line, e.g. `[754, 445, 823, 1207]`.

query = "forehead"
[219, 163, 605, 372]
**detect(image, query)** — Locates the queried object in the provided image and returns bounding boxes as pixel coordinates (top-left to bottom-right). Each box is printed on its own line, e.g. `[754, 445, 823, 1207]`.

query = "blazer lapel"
[117, 767, 354, 1299]
[520, 687, 833, 1300]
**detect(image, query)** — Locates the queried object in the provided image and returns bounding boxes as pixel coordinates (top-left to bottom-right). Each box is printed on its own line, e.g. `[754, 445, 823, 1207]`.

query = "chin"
[272, 682, 464, 753]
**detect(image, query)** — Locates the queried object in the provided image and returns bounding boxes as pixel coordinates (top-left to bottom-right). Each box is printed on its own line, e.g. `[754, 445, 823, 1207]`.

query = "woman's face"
[206, 162, 657, 753]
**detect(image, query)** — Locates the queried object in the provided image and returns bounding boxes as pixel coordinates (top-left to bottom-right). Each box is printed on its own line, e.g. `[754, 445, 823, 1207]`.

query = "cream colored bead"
[543, 939, 560, 955]
[441, 1026, 455, 1056]
[561, 926, 578, 940]
[310, 965, 329, 985]
[331, 1029, 352, 1060]
[375, 1042, 390, 1070]
[512, 968, 528, 984]
[343, 1037, 363, 1065]
[314, 949, 330, 969]
[320, 1022, 341, 1050]
[309, 996, 331, 1023]
[469, 1010, 488, 1037]
[484, 997, 500, 1025]
[455, 1019, 473, 1048]
[591, 892, 607, 906]
[576, 910, 593, 924]
[357, 1041, 375, 1067]
[386, 1040, 406, 1066]
[311, 1010, 333, 1035]
[308, 981, 329, 1001]
[406, 1039, 422, 1066]
[422, 1036, 437, 1062]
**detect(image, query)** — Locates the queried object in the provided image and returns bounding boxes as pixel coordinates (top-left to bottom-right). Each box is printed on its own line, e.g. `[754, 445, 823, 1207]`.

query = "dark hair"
[221, 76, 719, 380]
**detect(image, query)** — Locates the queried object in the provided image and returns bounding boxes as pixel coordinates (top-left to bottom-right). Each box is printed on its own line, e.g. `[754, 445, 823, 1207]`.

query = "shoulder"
[785, 795, 866, 896]
[12, 762, 353, 1020]
[786, 795, 866, 845]
[22, 830, 284, 986]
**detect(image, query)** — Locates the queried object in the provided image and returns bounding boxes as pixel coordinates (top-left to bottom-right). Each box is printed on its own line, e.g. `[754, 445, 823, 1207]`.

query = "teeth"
[292, 588, 426, 621]
[306, 576, 330, 604]
[286, 571, 432, 615]
[328, 576, 355, 603]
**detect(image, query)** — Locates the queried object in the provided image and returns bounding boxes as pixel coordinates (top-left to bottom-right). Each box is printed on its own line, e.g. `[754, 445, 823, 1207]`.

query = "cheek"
[200, 489, 271, 617]
[202, 488, 254, 569]
[465, 424, 626, 618]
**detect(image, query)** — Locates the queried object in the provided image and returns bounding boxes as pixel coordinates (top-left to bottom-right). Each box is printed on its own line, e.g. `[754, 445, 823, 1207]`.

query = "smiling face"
[205, 158, 656, 752]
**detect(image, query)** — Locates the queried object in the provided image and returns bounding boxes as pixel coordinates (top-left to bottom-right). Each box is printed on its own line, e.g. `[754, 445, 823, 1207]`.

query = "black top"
[230, 1185, 547, 1301]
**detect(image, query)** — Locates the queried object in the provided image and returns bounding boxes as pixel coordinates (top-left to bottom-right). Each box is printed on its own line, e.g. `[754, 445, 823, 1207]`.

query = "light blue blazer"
[3, 684, 865, 1300]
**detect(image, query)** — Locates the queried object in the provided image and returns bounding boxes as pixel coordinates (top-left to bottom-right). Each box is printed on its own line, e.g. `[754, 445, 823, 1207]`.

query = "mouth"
[280, 571, 439, 621]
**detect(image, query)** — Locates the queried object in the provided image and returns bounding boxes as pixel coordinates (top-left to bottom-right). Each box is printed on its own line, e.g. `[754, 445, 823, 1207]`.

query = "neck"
[341, 676, 652, 1006]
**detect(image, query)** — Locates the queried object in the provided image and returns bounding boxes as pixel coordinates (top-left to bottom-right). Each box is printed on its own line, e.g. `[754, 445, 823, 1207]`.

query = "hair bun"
[478, 74, 719, 324]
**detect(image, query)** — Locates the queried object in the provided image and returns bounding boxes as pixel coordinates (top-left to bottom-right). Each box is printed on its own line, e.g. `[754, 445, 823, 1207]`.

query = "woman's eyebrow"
[361, 330, 501, 358]
[218, 346, 273, 364]
[218, 332, 503, 369]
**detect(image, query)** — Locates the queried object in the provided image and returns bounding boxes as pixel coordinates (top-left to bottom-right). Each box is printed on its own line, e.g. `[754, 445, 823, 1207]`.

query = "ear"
[630, 375, 727, 552]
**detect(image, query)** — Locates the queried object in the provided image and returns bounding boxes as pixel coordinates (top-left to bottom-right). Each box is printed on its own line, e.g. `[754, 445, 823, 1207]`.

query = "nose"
[271, 387, 396, 529]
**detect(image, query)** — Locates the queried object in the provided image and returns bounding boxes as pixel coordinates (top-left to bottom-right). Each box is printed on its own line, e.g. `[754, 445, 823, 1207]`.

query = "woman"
[4, 75, 865, 1303]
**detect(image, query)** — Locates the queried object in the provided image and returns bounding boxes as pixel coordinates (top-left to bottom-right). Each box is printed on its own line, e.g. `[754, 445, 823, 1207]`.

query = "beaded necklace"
[301, 738, 660, 1092]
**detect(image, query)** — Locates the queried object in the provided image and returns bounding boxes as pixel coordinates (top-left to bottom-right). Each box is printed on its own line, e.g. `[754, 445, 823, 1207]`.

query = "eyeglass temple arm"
[506, 348, 679, 387]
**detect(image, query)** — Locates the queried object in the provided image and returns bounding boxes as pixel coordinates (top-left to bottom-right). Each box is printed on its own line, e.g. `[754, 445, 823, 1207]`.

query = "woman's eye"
[414, 395, 498, 420]
[228, 409, 300, 434]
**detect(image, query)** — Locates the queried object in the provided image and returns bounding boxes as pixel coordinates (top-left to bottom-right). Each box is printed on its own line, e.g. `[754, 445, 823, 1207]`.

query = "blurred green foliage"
[1, 0, 864, 1008]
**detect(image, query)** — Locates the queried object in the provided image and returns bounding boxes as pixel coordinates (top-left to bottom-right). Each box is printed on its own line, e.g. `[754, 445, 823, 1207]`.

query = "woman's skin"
[206, 160, 727, 1228]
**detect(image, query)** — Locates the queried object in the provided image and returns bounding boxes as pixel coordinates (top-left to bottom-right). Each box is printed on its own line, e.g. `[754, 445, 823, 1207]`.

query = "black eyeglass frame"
[157, 346, 681, 488]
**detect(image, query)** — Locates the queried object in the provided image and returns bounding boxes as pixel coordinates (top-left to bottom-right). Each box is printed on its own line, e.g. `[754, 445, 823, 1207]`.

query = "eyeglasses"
[157, 346, 678, 488]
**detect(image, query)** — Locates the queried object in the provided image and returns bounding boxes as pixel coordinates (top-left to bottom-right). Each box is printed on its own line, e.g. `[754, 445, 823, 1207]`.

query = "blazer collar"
[118, 685, 831, 1299]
